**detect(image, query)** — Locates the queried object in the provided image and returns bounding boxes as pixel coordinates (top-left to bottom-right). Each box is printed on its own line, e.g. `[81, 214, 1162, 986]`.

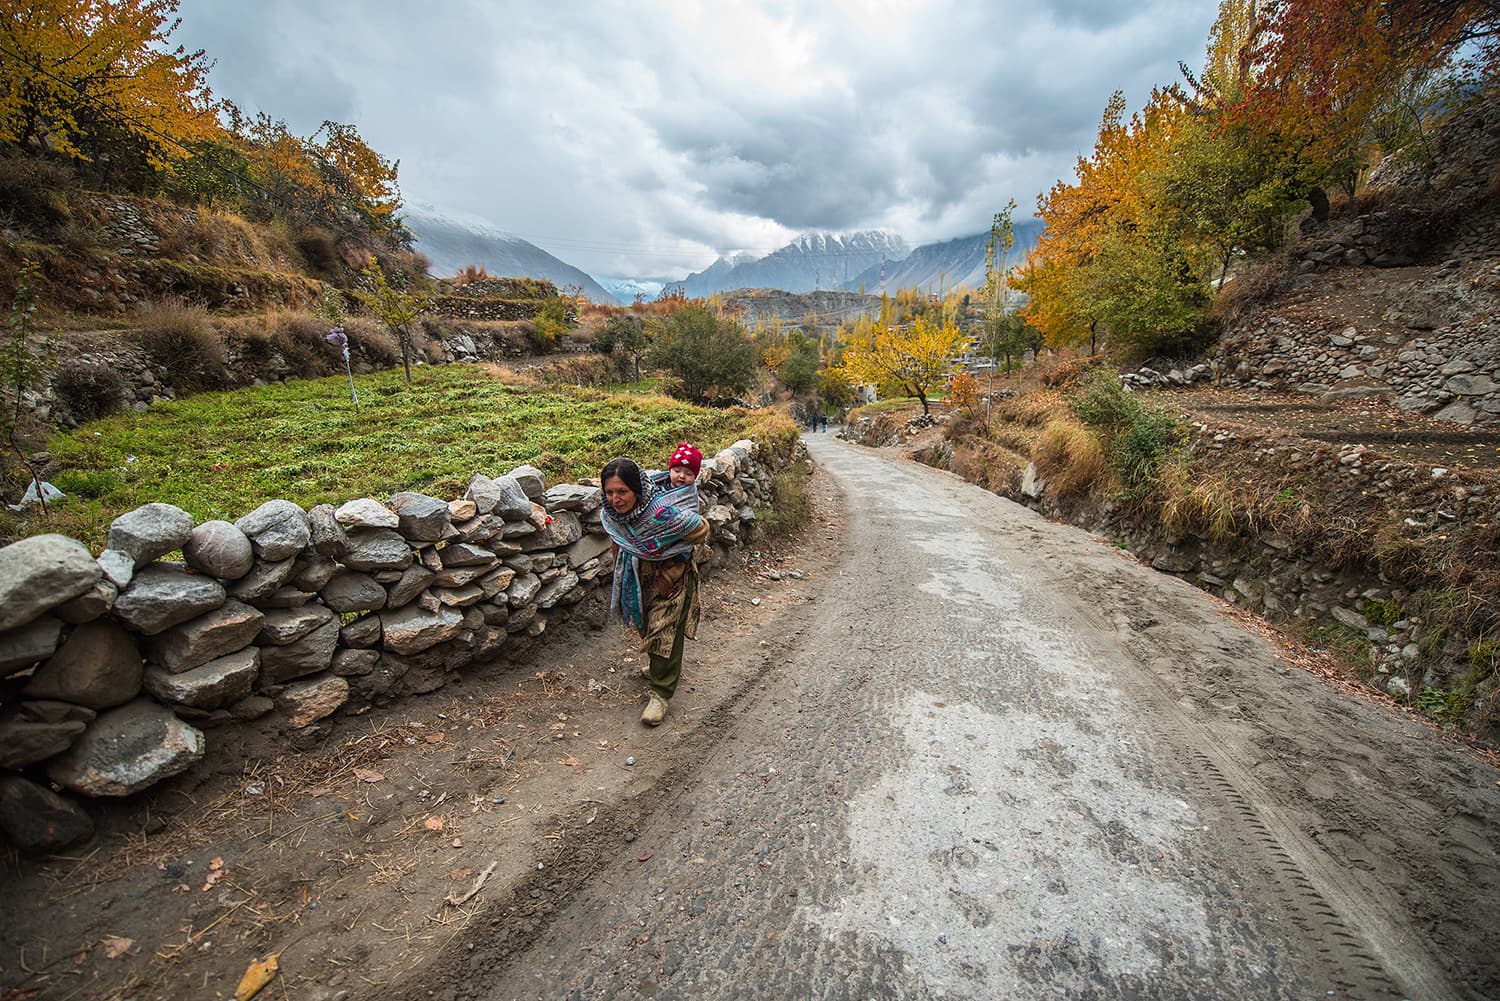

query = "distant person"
[600, 456, 709, 726]
[820, 414, 828, 433]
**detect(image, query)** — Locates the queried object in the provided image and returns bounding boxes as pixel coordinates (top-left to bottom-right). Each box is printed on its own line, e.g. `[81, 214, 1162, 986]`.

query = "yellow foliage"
[948, 371, 980, 408]
[837, 314, 965, 413]
[1034, 419, 1108, 500]
[0, 0, 219, 167]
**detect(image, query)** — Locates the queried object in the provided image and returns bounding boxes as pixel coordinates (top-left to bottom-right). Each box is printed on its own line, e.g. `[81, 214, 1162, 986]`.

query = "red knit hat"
[668, 442, 702, 475]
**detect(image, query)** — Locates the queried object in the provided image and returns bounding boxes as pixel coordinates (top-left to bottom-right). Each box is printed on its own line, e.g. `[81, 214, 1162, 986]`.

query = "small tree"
[837, 314, 965, 416]
[648, 304, 756, 404]
[2, 261, 52, 505]
[530, 297, 573, 352]
[350, 258, 430, 382]
[595, 313, 650, 379]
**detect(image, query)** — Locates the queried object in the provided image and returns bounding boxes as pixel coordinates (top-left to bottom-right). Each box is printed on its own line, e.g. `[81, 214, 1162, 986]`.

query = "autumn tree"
[350, 258, 431, 383]
[838, 314, 965, 416]
[0, 0, 219, 180]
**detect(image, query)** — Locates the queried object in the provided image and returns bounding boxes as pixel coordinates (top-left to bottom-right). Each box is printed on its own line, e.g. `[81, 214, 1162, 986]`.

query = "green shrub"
[529, 298, 573, 351]
[756, 459, 812, 538]
[51, 360, 128, 422]
[1068, 369, 1180, 498]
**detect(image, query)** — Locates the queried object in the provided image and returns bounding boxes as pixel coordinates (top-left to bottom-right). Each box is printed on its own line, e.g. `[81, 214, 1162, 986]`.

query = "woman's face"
[603, 475, 638, 515]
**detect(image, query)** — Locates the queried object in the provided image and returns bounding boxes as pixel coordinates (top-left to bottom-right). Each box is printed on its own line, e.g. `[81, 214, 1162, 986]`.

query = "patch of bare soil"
[1161, 385, 1500, 471]
[0, 466, 844, 1001]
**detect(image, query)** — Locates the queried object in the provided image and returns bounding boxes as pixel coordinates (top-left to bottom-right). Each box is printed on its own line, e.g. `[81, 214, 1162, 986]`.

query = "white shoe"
[641, 692, 668, 727]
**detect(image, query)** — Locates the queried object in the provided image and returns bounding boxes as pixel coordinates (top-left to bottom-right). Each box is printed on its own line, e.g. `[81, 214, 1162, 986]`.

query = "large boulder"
[48, 700, 205, 797]
[183, 520, 254, 581]
[380, 605, 463, 655]
[343, 529, 415, 572]
[334, 497, 399, 529]
[0, 534, 101, 633]
[142, 648, 259, 710]
[390, 492, 451, 542]
[275, 674, 349, 727]
[0, 616, 64, 673]
[258, 617, 340, 683]
[114, 564, 226, 635]
[0, 776, 94, 853]
[506, 465, 546, 502]
[519, 511, 583, 552]
[142, 600, 262, 673]
[23, 620, 142, 708]
[259, 605, 336, 646]
[321, 571, 387, 613]
[227, 557, 296, 603]
[235, 500, 310, 561]
[107, 503, 195, 569]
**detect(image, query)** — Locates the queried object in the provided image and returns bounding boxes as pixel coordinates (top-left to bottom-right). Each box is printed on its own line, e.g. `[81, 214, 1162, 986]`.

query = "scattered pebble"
[625, 756, 636, 766]
[751, 598, 761, 606]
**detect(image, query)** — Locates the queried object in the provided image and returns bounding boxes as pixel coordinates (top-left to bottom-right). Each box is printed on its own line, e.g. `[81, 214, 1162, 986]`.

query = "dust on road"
[463, 434, 1500, 1001]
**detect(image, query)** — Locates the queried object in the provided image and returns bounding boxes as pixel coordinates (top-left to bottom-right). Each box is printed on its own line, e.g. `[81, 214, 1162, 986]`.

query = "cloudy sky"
[173, 0, 1218, 279]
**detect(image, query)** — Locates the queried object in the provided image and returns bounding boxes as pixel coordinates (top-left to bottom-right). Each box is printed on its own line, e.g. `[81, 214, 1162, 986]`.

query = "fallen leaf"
[101, 936, 133, 959]
[557, 756, 579, 768]
[423, 733, 445, 744]
[234, 952, 280, 1001]
[208, 856, 224, 871]
[423, 815, 446, 832]
[353, 767, 385, 783]
[637, 850, 654, 862]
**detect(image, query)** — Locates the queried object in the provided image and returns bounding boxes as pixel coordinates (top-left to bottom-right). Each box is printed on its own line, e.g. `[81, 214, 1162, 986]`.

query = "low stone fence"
[0, 440, 784, 853]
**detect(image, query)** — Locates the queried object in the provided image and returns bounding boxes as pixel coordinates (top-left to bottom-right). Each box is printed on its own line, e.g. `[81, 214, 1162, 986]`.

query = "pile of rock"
[0, 439, 778, 853]
[1120, 363, 1213, 390]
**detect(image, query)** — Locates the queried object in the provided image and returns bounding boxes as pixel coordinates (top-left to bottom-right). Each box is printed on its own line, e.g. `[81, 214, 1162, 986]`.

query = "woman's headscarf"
[600, 456, 704, 630]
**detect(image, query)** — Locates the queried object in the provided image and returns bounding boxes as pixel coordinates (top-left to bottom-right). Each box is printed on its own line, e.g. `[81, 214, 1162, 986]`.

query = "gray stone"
[1331, 606, 1369, 631]
[543, 483, 602, 513]
[331, 648, 379, 676]
[306, 504, 350, 558]
[506, 572, 542, 608]
[275, 674, 349, 727]
[258, 618, 340, 683]
[228, 695, 274, 721]
[335, 497, 398, 529]
[343, 528, 414, 572]
[226, 557, 295, 603]
[1434, 400, 1477, 425]
[464, 474, 503, 515]
[390, 492, 451, 541]
[48, 700, 205, 797]
[182, 520, 254, 580]
[142, 648, 259, 710]
[432, 566, 487, 588]
[0, 710, 86, 768]
[0, 616, 64, 673]
[24, 620, 142, 707]
[260, 585, 315, 608]
[386, 564, 435, 607]
[501, 519, 538, 538]
[108, 503, 195, 569]
[322, 570, 387, 613]
[562, 533, 612, 570]
[17, 700, 95, 725]
[114, 564, 226, 635]
[291, 554, 339, 592]
[53, 579, 118, 624]
[1386, 675, 1410, 697]
[259, 605, 336, 645]
[96, 549, 134, 590]
[435, 585, 484, 607]
[143, 600, 262, 673]
[339, 614, 382, 648]
[448, 498, 477, 522]
[454, 514, 505, 544]
[0, 776, 94, 853]
[0, 534, 102, 633]
[440, 543, 496, 568]
[236, 500, 310, 561]
[505, 465, 546, 502]
[537, 572, 580, 609]
[380, 605, 464, 655]
[478, 566, 518, 600]
[519, 511, 583, 552]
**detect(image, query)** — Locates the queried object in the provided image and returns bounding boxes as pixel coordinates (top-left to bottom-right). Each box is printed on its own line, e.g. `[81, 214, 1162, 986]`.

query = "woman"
[599, 457, 710, 726]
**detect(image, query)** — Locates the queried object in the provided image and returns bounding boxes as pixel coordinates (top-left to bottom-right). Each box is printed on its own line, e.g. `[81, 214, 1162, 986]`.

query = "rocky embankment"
[0, 439, 787, 854]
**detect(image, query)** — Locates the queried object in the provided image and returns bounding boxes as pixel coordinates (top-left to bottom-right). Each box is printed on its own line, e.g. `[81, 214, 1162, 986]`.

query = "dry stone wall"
[0, 440, 783, 853]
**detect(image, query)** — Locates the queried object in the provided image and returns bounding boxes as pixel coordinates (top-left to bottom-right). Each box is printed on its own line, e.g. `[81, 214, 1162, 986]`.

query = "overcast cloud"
[174, 0, 1217, 279]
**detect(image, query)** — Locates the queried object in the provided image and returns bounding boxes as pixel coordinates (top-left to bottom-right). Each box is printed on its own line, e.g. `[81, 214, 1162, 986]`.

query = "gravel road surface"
[459, 435, 1500, 1001]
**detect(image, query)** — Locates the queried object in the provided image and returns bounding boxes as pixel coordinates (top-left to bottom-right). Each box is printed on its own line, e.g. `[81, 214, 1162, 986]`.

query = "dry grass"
[131, 297, 227, 391]
[950, 437, 1026, 494]
[993, 389, 1067, 428]
[1034, 418, 1108, 500]
[1157, 461, 1250, 543]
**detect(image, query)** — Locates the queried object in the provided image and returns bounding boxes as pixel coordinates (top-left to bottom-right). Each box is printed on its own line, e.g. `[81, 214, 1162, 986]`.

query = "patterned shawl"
[601, 477, 704, 631]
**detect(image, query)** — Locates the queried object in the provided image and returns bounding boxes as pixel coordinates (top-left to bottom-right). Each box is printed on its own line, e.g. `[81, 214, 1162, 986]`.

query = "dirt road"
[453, 434, 1500, 1001]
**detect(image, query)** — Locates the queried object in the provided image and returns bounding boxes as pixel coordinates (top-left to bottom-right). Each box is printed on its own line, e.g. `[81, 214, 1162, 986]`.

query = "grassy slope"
[13, 366, 750, 548]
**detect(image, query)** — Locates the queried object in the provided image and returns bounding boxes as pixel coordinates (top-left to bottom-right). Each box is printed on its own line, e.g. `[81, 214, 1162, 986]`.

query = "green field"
[7, 366, 755, 548]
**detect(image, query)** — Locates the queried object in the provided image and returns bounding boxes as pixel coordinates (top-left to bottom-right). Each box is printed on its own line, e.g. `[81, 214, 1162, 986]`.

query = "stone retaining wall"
[0, 440, 785, 853]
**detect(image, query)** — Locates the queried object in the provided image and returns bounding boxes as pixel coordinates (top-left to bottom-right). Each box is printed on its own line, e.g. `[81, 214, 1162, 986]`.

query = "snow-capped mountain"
[403, 204, 619, 303]
[680, 231, 909, 297]
[596, 276, 671, 302]
[843, 219, 1044, 294]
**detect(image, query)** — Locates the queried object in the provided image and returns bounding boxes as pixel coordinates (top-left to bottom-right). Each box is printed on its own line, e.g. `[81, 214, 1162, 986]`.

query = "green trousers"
[647, 590, 692, 700]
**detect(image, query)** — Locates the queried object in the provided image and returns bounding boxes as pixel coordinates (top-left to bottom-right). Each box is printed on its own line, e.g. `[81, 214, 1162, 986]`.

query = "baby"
[647, 442, 703, 510]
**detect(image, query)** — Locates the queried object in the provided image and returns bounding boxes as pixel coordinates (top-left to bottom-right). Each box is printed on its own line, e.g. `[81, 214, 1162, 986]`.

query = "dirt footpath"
[0, 476, 846, 1001]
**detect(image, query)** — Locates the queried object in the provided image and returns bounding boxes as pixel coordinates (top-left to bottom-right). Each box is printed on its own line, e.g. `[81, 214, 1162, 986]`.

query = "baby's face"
[668, 465, 695, 487]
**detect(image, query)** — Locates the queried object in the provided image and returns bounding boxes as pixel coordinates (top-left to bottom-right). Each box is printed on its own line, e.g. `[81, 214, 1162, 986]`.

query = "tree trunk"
[399, 327, 413, 383]
[916, 390, 930, 415]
